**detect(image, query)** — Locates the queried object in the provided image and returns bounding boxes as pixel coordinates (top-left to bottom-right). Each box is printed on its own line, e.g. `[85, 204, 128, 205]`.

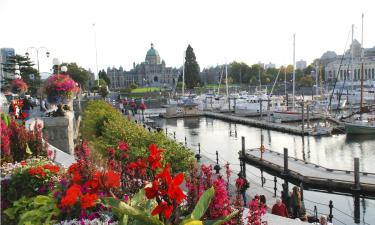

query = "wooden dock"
[203, 111, 311, 135]
[242, 148, 375, 195]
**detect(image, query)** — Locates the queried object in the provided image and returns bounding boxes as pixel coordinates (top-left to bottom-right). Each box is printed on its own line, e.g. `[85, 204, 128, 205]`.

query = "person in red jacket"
[272, 198, 289, 218]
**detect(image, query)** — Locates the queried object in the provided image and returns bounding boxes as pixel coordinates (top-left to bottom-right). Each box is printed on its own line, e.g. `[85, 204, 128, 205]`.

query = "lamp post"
[25, 47, 50, 78]
[52, 58, 61, 75]
[26, 47, 49, 108]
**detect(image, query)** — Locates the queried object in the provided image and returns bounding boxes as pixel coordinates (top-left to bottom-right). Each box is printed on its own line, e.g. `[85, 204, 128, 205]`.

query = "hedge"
[81, 100, 194, 174]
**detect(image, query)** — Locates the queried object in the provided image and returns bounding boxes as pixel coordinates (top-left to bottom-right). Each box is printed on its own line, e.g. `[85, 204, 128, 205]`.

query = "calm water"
[154, 116, 375, 225]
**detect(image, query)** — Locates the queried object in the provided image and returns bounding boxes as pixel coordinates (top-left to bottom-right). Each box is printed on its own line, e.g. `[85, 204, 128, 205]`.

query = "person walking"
[271, 198, 289, 218]
[21, 96, 33, 120]
[290, 186, 302, 219]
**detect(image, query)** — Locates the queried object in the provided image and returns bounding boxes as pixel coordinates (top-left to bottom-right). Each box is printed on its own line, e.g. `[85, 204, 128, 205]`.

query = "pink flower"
[118, 141, 129, 151]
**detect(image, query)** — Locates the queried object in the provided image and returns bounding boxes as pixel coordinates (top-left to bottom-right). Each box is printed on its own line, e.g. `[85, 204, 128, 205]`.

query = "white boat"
[344, 119, 375, 134]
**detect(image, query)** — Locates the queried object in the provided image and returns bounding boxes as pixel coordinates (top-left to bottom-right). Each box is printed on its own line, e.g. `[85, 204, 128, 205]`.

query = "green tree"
[298, 75, 315, 87]
[2, 54, 40, 95]
[184, 45, 201, 89]
[63, 63, 90, 89]
[99, 69, 110, 86]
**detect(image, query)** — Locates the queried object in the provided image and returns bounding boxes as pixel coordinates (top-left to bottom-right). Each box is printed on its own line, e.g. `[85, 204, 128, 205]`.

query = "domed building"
[107, 43, 179, 89]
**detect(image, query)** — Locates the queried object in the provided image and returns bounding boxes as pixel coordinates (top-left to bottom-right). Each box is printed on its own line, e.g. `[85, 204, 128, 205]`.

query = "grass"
[131, 87, 161, 93]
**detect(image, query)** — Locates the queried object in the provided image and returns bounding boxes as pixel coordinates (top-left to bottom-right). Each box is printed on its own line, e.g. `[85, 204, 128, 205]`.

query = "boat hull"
[344, 122, 375, 134]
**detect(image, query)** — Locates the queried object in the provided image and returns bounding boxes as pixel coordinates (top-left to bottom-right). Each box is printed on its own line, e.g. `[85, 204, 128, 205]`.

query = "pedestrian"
[290, 186, 302, 219]
[21, 96, 33, 120]
[119, 101, 124, 114]
[130, 98, 137, 115]
[259, 195, 268, 210]
[40, 98, 47, 112]
[316, 215, 333, 225]
[272, 198, 289, 218]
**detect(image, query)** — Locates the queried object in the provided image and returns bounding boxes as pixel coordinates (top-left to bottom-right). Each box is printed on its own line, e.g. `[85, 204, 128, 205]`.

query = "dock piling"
[354, 157, 360, 190]
[282, 148, 289, 176]
[301, 100, 305, 135]
[185, 136, 187, 146]
[165, 128, 168, 136]
[241, 136, 246, 179]
[173, 131, 176, 140]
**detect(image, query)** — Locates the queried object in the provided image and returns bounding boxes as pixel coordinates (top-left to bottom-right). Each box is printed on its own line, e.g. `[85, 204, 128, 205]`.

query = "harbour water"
[154, 116, 375, 225]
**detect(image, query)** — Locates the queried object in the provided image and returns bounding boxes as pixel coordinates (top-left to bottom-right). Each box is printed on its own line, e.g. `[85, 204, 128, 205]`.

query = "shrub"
[81, 100, 194, 174]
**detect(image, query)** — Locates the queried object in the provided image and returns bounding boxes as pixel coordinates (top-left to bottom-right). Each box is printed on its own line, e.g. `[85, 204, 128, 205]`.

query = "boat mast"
[351, 24, 354, 102]
[292, 34, 296, 111]
[315, 62, 319, 96]
[182, 50, 185, 96]
[258, 63, 262, 92]
[360, 14, 364, 112]
[225, 60, 229, 100]
[284, 66, 287, 97]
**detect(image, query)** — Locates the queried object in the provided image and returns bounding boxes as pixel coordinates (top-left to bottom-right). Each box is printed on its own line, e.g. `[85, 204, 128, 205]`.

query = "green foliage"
[129, 83, 138, 90]
[184, 45, 201, 89]
[131, 87, 160, 93]
[99, 69, 111, 86]
[4, 195, 60, 225]
[81, 100, 194, 174]
[63, 63, 90, 89]
[1, 112, 11, 126]
[188, 187, 214, 220]
[1, 54, 40, 95]
[99, 85, 109, 98]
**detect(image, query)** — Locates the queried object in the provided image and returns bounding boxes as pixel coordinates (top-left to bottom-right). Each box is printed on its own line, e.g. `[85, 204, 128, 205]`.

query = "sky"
[1, 0, 374, 77]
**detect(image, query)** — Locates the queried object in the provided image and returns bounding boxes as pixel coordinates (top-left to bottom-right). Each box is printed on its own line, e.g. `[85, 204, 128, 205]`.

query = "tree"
[99, 69, 110, 86]
[184, 45, 201, 89]
[2, 54, 39, 95]
[298, 75, 315, 87]
[63, 63, 90, 89]
[99, 86, 109, 98]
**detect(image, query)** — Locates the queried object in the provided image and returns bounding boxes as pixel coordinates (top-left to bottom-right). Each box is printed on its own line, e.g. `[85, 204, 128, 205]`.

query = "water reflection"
[183, 117, 200, 129]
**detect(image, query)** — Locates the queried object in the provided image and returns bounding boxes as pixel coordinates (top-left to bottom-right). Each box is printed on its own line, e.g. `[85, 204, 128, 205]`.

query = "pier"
[203, 111, 312, 135]
[242, 148, 375, 196]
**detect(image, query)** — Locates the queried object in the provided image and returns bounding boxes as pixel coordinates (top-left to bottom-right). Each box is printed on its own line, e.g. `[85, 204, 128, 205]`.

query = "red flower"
[80, 193, 98, 209]
[145, 180, 160, 199]
[167, 172, 186, 204]
[72, 171, 82, 183]
[43, 164, 60, 173]
[28, 166, 46, 178]
[118, 141, 129, 151]
[148, 144, 164, 170]
[60, 184, 82, 208]
[121, 153, 129, 159]
[151, 201, 173, 219]
[85, 171, 100, 190]
[68, 163, 79, 174]
[107, 147, 115, 157]
[20, 161, 27, 166]
[103, 170, 120, 189]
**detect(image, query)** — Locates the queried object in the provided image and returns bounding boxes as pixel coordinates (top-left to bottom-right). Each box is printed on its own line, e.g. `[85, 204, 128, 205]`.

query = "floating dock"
[203, 111, 312, 135]
[242, 148, 375, 195]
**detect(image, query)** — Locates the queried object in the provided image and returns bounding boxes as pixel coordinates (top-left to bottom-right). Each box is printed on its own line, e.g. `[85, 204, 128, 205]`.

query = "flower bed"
[1, 102, 268, 225]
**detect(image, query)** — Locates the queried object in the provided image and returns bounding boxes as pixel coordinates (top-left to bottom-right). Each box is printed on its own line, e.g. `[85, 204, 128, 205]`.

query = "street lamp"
[25, 47, 50, 76]
[52, 58, 61, 75]
[26, 47, 49, 107]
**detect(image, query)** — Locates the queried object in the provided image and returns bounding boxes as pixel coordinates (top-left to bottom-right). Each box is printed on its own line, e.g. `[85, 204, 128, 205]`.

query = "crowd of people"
[269, 185, 332, 224]
[118, 97, 147, 116]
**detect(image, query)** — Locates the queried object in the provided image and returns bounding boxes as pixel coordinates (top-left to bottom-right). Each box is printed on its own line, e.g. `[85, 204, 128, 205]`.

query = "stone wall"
[42, 111, 75, 154]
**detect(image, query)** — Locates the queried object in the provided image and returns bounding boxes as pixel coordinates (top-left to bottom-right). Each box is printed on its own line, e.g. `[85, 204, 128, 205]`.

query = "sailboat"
[344, 14, 375, 134]
[273, 34, 305, 121]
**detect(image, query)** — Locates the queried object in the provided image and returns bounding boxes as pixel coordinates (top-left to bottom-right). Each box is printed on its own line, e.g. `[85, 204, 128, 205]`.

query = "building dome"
[320, 51, 337, 60]
[145, 43, 161, 64]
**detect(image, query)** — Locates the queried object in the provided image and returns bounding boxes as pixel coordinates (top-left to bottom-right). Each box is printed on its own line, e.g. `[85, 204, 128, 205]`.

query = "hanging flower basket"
[44, 74, 79, 105]
[11, 79, 28, 94]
